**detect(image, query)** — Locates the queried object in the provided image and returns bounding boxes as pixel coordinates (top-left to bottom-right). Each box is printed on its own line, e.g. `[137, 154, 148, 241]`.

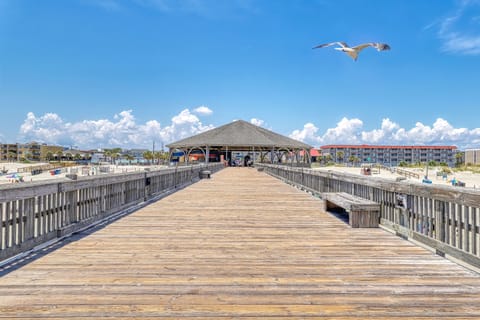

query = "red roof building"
[320, 144, 458, 167]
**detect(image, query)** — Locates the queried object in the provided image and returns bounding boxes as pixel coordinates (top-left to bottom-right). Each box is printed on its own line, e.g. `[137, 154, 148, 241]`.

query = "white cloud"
[250, 118, 265, 127]
[436, 0, 480, 55]
[193, 105, 213, 115]
[19, 110, 480, 151]
[158, 109, 214, 143]
[290, 117, 480, 149]
[321, 117, 363, 144]
[290, 123, 322, 145]
[19, 109, 214, 149]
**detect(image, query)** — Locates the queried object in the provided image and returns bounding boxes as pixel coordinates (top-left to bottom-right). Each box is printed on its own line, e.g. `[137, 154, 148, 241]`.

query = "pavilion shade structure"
[166, 120, 312, 164]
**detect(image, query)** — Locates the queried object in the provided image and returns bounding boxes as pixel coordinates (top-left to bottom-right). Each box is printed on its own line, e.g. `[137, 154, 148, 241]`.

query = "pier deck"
[1, 167, 480, 319]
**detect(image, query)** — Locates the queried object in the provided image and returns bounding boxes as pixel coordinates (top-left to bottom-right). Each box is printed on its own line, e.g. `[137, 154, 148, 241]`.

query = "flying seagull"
[313, 42, 390, 61]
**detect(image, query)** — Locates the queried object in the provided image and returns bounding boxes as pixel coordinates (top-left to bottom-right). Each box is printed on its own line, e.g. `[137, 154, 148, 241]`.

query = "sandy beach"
[0, 162, 167, 185]
[313, 165, 480, 189]
[2, 161, 480, 189]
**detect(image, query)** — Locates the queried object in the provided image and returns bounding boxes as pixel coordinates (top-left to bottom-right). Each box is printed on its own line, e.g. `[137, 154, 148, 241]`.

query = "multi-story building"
[320, 145, 458, 167]
[17, 142, 42, 161]
[0, 142, 63, 162]
[40, 145, 64, 161]
[0, 143, 19, 161]
[465, 149, 480, 165]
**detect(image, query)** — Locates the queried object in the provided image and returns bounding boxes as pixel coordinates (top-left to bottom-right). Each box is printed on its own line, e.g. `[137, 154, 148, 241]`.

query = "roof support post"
[206, 146, 210, 164]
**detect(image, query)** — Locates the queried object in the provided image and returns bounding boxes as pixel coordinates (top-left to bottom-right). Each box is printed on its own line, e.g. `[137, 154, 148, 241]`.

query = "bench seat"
[321, 192, 380, 228]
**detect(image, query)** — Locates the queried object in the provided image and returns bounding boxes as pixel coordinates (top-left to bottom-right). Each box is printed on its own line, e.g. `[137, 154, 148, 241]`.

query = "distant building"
[40, 145, 64, 161]
[125, 149, 149, 162]
[1, 142, 64, 162]
[465, 149, 480, 165]
[90, 152, 105, 164]
[320, 145, 458, 167]
[0, 143, 19, 161]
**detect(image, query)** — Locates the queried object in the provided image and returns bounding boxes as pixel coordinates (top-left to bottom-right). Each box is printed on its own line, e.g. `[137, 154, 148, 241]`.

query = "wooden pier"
[1, 167, 480, 319]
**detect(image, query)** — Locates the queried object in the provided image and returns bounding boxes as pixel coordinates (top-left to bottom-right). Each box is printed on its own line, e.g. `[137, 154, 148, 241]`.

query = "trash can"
[199, 170, 211, 179]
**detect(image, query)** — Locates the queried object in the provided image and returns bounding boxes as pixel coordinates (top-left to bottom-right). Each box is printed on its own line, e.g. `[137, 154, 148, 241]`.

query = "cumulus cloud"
[361, 118, 400, 143]
[435, 0, 480, 55]
[250, 118, 265, 127]
[193, 105, 213, 115]
[322, 117, 363, 144]
[290, 123, 322, 145]
[290, 117, 480, 149]
[19, 109, 214, 149]
[19, 110, 480, 150]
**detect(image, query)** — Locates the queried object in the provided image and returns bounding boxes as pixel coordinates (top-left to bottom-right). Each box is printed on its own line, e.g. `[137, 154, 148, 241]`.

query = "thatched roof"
[166, 120, 311, 150]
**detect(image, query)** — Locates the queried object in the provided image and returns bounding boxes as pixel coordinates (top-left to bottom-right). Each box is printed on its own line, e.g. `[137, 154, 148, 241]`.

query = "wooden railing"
[394, 167, 421, 179]
[0, 163, 223, 262]
[257, 164, 480, 270]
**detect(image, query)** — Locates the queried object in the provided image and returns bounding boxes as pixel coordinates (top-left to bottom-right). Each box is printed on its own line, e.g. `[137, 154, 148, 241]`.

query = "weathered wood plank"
[1, 168, 480, 318]
[322, 192, 380, 228]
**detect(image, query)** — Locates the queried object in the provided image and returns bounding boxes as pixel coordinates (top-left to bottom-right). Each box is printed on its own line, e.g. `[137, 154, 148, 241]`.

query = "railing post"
[435, 200, 445, 243]
[67, 190, 77, 225]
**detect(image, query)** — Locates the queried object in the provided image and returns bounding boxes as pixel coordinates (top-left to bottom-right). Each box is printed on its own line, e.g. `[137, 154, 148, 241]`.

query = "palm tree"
[56, 151, 64, 161]
[348, 155, 356, 166]
[153, 151, 165, 165]
[455, 152, 464, 167]
[143, 151, 153, 165]
[336, 151, 344, 164]
[46, 152, 54, 162]
[125, 154, 135, 165]
[103, 149, 112, 163]
[353, 156, 361, 166]
[110, 148, 122, 164]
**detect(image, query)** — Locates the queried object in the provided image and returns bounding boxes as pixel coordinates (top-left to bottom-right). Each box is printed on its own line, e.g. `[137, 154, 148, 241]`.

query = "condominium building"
[465, 149, 480, 165]
[320, 144, 458, 167]
[0, 143, 19, 161]
[0, 142, 63, 162]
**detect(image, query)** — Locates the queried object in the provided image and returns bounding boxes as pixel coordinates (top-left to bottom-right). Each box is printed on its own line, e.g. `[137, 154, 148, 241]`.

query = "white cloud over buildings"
[19, 109, 213, 149]
[290, 117, 480, 149]
[18, 109, 480, 150]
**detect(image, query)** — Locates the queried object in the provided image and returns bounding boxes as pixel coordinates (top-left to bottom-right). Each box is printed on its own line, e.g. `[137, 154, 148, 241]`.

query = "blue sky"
[1, 0, 480, 150]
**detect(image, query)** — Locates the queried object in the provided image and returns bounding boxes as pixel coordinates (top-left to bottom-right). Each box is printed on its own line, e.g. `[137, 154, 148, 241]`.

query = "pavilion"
[166, 120, 312, 166]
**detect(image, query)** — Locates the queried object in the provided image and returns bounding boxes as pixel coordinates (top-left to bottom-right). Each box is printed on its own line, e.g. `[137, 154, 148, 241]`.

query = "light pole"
[152, 141, 155, 165]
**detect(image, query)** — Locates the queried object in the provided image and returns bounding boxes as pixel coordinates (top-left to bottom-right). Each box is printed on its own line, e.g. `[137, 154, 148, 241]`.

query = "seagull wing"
[313, 41, 349, 49]
[351, 43, 376, 52]
[353, 42, 391, 51]
[374, 43, 391, 51]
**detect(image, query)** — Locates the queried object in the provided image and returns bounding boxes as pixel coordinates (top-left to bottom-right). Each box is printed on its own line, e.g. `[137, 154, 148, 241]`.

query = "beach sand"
[2, 162, 480, 190]
[313, 165, 480, 190]
[0, 162, 166, 185]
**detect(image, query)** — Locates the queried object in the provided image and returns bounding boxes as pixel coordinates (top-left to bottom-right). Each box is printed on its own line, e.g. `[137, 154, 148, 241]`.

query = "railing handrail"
[0, 163, 224, 262]
[257, 163, 480, 272]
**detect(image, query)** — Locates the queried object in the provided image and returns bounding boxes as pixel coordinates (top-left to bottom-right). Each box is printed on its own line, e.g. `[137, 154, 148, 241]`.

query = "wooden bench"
[321, 192, 380, 228]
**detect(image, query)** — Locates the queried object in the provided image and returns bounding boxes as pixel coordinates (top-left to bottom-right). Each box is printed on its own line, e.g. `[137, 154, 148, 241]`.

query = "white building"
[465, 149, 480, 165]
